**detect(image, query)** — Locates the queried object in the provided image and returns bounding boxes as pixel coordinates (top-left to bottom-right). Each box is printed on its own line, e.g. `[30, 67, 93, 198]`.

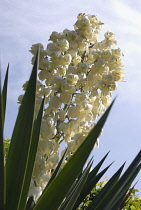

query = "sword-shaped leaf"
[5, 51, 39, 210]
[2, 64, 9, 126]
[59, 160, 93, 210]
[18, 97, 44, 210]
[72, 153, 112, 210]
[0, 64, 4, 210]
[87, 163, 125, 210]
[88, 151, 141, 210]
[104, 162, 141, 210]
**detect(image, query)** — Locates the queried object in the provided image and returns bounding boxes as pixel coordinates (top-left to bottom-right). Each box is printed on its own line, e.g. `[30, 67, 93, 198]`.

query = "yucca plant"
[0, 51, 141, 210]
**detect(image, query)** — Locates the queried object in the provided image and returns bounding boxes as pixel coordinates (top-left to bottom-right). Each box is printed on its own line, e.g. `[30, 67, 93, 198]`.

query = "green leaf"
[78, 163, 113, 208]
[60, 161, 93, 210]
[87, 163, 125, 210]
[2, 63, 9, 126]
[33, 99, 115, 210]
[0, 64, 4, 210]
[103, 151, 141, 210]
[87, 151, 110, 182]
[18, 97, 45, 210]
[5, 51, 39, 210]
[72, 153, 112, 210]
[89, 151, 141, 210]
[116, 182, 138, 210]
[110, 191, 128, 210]
[109, 164, 141, 210]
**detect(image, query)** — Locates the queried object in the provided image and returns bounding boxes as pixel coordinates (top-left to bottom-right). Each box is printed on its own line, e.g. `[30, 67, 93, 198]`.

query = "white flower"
[42, 87, 52, 97]
[77, 13, 86, 20]
[95, 58, 106, 67]
[112, 48, 122, 57]
[68, 106, 80, 118]
[58, 110, 66, 121]
[67, 140, 77, 153]
[61, 80, 75, 93]
[47, 126, 57, 139]
[47, 153, 59, 167]
[47, 43, 58, 55]
[83, 112, 93, 122]
[104, 32, 115, 40]
[18, 94, 24, 103]
[68, 65, 78, 74]
[79, 101, 93, 112]
[78, 41, 89, 52]
[40, 122, 57, 139]
[35, 153, 43, 163]
[49, 31, 60, 42]
[38, 70, 49, 81]
[59, 122, 68, 133]
[39, 57, 49, 70]
[30, 43, 44, 55]
[49, 96, 61, 109]
[92, 105, 99, 115]
[102, 74, 114, 84]
[72, 55, 81, 65]
[66, 30, 77, 41]
[58, 65, 67, 76]
[82, 28, 94, 39]
[62, 53, 72, 65]
[34, 96, 43, 115]
[112, 68, 125, 81]
[28, 186, 42, 202]
[69, 50, 77, 58]
[38, 139, 53, 156]
[57, 39, 69, 51]
[75, 17, 90, 29]
[39, 175, 50, 190]
[67, 74, 78, 85]
[101, 95, 112, 107]
[74, 133, 85, 142]
[75, 92, 89, 103]
[60, 92, 72, 104]
[77, 62, 88, 73]
[109, 81, 118, 91]
[46, 117, 54, 127]
[88, 14, 101, 26]
[53, 141, 60, 153]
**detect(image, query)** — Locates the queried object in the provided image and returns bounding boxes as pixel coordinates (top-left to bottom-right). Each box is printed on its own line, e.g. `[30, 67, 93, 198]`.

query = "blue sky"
[1, 0, 141, 194]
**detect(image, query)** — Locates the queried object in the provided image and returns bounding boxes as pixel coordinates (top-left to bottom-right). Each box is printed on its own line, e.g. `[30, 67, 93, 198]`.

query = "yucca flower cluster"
[18, 13, 124, 201]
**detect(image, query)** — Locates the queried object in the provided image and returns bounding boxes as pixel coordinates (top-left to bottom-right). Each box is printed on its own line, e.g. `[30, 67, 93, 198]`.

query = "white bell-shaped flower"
[49, 96, 61, 109]
[28, 186, 42, 202]
[68, 106, 80, 118]
[60, 92, 72, 104]
[67, 74, 78, 85]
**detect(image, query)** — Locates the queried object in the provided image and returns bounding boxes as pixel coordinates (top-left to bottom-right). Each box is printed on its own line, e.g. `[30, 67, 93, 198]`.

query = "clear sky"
[1, 0, 141, 195]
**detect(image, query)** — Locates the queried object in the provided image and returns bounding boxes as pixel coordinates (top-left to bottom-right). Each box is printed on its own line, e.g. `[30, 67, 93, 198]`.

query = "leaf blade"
[87, 163, 125, 210]
[61, 162, 92, 210]
[18, 97, 44, 210]
[2, 63, 9, 125]
[0, 62, 4, 210]
[72, 154, 111, 210]
[90, 151, 141, 210]
[5, 51, 39, 210]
